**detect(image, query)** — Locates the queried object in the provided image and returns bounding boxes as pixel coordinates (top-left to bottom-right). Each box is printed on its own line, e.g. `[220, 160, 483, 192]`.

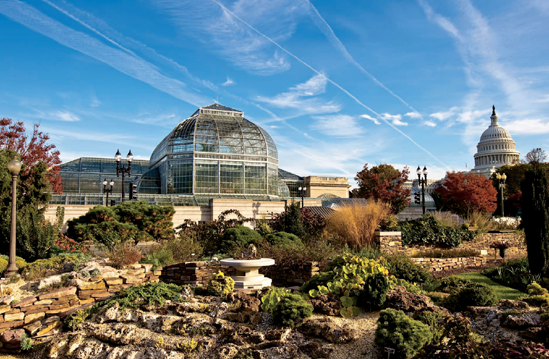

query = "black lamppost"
[6, 156, 21, 277]
[416, 166, 428, 215]
[103, 178, 114, 206]
[115, 149, 133, 202]
[496, 172, 507, 217]
[298, 186, 307, 208]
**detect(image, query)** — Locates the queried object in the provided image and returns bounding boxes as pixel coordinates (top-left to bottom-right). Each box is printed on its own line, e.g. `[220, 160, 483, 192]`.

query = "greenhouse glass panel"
[195, 161, 219, 194]
[220, 162, 243, 194]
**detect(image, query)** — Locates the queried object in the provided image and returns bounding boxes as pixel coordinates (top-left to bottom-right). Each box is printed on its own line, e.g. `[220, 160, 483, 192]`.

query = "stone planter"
[219, 258, 275, 289]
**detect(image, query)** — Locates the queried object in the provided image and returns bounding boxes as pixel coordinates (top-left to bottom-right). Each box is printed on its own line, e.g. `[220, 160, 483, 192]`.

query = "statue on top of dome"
[492, 105, 497, 117]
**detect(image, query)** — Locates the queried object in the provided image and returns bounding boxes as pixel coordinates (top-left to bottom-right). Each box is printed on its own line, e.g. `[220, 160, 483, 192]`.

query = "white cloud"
[423, 120, 437, 127]
[505, 119, 549, 135]
[131, 113, 177, 127]
[90, 94, 101, 107]
[53, 111, 80, 122]
[222, 77, 235, 86]
[311, 114, 364, 137]
[430, 111, 455, 121]
[404, 112, 422, 119]
[381, 113, 407, 126]
[256, 74, 340, 115]
[360, 114, 380, 125]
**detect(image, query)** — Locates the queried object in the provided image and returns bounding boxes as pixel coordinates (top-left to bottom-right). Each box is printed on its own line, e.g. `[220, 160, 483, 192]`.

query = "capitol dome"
[472, 106, 520, 177]
[140, 104, 280, 196]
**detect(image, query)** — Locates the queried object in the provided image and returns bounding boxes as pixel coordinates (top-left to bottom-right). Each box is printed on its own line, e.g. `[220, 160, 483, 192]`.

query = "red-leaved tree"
[435, 171, 497, 217]
[353, 163, 411, 214]
[0, 118, 62, 193]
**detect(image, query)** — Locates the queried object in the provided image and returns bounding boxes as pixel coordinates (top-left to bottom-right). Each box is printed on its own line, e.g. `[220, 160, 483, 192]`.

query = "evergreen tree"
[521, 167, 549, 276]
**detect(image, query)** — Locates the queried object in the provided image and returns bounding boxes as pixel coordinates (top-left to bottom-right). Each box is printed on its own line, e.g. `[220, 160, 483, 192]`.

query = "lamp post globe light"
[496, 172, 507, 217]
[416, 166, 428, 215]
[103, 178, 114, 206]
[115, 149, 133, 202]
[6, 156, 22, 277]
[298, 186, 307, 208]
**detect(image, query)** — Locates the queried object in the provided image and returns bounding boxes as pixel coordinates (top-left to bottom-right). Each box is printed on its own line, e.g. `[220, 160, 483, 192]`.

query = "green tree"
[0, 149, 56, 260]
[353, 163, 411, 214]
[521, 167, 549, 276]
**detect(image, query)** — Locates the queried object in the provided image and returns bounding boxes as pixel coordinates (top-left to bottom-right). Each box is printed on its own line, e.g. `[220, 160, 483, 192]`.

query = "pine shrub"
[207, 271, 234, 297]
[220, 225, 262, 254]
[443, 282, 497, 312]
[358, 271, 391, 310]
[375, 308, 433, 358]
[265, 231, 303, 248]
[271, 293, 313, 328]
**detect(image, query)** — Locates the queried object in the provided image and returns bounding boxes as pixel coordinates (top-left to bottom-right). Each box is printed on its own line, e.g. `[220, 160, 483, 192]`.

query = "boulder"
[385, 286, 432, 313]
[298, 318, 357, 344]
[227, 291, 261, 313]
[299, 340, 333, 359]
[309, 294, 342, 316]
[0, 329, 24, 345]
[502, 313, 541, 329]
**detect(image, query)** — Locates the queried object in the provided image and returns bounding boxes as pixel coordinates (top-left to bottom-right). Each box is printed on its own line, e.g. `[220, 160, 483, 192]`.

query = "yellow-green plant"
[261, 286, 291, 314]
[177, 338, 198, 353]
[155, 336, 164, 348]
[518, 281, 549, 308]
[207, 271, 234, 297]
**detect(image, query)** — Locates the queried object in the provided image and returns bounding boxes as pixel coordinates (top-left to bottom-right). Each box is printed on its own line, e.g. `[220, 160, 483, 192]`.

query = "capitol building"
[472, 106, 520, 178]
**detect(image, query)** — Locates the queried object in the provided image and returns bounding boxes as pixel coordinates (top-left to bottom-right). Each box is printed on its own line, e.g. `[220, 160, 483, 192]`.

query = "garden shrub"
[304, 254, 394, 318]
[207, 271, 234, 297]
[384, 254, 431, 283]
[437, 276, 473, 294]
[260, 286, 291, 314]
[271, 293, 313, 328]
[375, 308, 433, 358]
[0, 254, 27, 270]
[358, 271, 391, 310]
[416, 310, 446, 344]
[443, 283, 497, 312]
[269, 202, 306, 238]
[142, 234, 203, 269]
[264, 231, 303, 248]
[98, 282, 185, 310]
[391, 214, 475, 248]
[66, 201, 175, 247]
[105, 241, 143, 269]
[518, 281, 549, 307]
[220, 225, 263, 254]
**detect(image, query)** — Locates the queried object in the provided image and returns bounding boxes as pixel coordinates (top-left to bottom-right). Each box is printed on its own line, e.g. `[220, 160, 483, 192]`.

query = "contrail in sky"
[305, 0, 423, 118]
[209, 0, 449, 169]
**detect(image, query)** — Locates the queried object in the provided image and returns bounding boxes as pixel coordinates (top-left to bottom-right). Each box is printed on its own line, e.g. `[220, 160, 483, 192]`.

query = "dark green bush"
[375, 308, 433, 358]
[220, 225, 263, 253]
[66, 201, 175, 247]
[271, 293, 313, 328]
[358, 272, 391, 310]
[443, 283, 497, 312]
[384, 254, 431, 283]
[391, 215, 475, 248]
[264, 231, 303, 248]
[437, 276, 473, 294]
[415, 310, 446, 344]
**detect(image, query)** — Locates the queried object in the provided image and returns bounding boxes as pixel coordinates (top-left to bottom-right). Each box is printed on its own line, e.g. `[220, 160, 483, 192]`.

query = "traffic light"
[414, 191, 421, 205]
[130, 183, 138, 200]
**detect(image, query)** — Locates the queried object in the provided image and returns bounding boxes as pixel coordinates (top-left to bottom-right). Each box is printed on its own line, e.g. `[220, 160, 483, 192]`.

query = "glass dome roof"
[150, 104, 277, 165]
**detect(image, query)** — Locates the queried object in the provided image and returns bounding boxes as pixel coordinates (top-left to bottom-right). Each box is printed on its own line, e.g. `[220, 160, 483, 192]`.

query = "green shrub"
[481, 258, 534, 292]
[0, 254, 27, 270]
[220, 225, 263, 253]
[207, 271, 234, 297]
[66, 201, 175, 246]
[141, 234, 203, 270]
[358, 272, 391, 310]
[391, 215, 475, 248]
[518, 281, 549, 307]
[20, 333, 33, 351]
[261, 286, 292, 314]
[98, 282, 185, 310]
[443, 283, 497, 312]
[271, 293, 313, 328]
[384, 254, 431, 283]
[375, 308, 433, 358]
[0, 258, 7, 274]
[437, 276, 473, 294]
[264, 231, 303, 248]
[416, 310, 446, 344]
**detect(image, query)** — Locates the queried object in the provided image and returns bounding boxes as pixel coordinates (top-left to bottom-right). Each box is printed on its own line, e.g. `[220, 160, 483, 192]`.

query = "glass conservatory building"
[55, 104, 297, 204]
[143, 104, 280, 197]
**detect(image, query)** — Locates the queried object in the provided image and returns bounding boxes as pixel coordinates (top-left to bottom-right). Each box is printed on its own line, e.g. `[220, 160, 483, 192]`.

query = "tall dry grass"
[433, 211, 463, 229]
[326, 200, 391, 250]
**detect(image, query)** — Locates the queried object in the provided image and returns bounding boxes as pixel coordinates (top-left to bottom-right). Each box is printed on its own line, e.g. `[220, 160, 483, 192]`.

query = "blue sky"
[1, 0, 549, 184]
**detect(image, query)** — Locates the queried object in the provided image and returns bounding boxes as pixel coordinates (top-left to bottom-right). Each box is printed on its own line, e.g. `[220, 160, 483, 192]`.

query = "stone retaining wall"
[260, 262, 322, 287]
[410, 256, 487, 272]
[0, 263, 160, 351]
[159, 261, 235, 287]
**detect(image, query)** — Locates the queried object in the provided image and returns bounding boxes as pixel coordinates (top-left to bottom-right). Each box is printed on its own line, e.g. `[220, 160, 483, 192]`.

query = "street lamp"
[496, 172, 507, 217]
[416, 166, 428, 215]
[115, 149, 132, 202]
[103, 178, 114, 206]
[298, 186, 307, 208]
[6, 156, 21, 277]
